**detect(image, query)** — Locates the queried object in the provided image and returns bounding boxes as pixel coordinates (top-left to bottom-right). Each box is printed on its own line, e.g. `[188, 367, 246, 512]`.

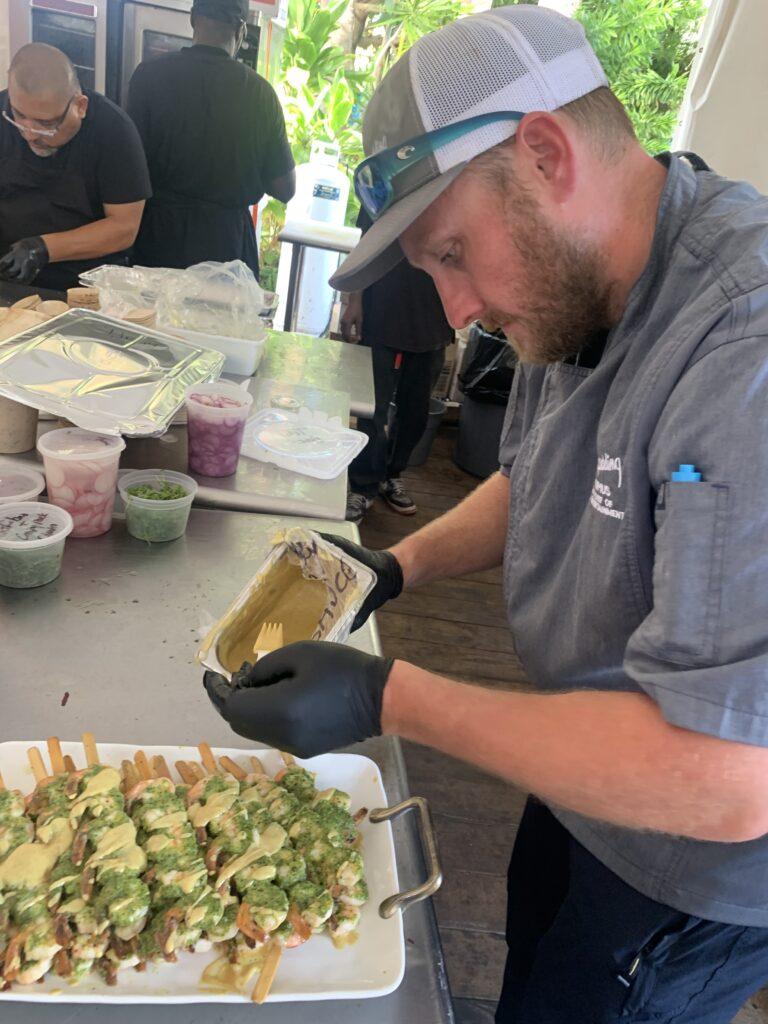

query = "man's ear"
[515, 111, 576, 203]
[75, 93, 89, 120]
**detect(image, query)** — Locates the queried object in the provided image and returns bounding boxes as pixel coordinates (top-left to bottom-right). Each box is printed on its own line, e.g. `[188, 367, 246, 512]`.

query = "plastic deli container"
[119, 469, 197, 543]
[37, 428, 125, 538]
[0, 396, 38, 454]
[0, 501, 73, 588]
[185, 382, 253, 478]
[0, 465, 45, 504]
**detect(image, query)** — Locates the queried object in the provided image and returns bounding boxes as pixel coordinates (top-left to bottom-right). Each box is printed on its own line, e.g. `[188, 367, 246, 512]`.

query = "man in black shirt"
[0, 44, 151, 290]
[127, 0, 295, 278]
[341, 209, 453, 523]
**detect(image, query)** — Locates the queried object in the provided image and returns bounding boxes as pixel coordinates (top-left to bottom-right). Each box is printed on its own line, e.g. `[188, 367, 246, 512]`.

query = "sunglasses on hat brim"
[354, 110, 524, 220]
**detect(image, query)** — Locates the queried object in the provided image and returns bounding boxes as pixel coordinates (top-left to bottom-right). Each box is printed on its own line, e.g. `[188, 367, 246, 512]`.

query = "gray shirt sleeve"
[624, 335, 768, 746]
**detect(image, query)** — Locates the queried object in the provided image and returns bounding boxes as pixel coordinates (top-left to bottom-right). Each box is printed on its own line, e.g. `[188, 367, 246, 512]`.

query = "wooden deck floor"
[360, 422, 768, 1024]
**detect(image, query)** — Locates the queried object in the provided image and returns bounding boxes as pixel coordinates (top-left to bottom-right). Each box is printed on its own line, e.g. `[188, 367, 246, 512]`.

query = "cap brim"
[330, 164, 466, 292]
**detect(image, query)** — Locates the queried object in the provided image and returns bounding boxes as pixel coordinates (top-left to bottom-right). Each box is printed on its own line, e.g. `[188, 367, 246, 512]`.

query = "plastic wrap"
[155, 260, 266, 340]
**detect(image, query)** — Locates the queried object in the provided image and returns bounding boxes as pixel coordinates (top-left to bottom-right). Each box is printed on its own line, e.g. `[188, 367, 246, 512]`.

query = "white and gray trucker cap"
[330, 5, 607, 292]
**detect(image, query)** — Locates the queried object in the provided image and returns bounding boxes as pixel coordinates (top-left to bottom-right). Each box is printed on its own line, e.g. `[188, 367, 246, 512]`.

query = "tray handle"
[369, 795, 443, 919]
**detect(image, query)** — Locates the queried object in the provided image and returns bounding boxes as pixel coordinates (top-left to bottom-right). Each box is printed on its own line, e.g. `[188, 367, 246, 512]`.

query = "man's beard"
[485, 191, 615, 365]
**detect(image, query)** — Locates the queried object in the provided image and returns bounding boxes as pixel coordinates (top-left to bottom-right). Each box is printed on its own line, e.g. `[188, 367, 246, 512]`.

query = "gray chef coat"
[499, 153, 768, 926]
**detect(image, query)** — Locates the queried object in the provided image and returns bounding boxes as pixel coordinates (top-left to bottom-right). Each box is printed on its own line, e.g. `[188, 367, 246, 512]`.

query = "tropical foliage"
[259, 0, 706, 290]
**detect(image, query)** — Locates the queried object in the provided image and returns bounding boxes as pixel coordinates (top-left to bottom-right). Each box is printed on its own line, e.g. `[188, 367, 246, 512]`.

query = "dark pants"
[349, 343, 444, 498]
[497, 799, 768, 1023]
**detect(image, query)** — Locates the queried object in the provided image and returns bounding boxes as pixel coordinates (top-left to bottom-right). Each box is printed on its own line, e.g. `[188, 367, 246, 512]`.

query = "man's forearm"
[382, 661, 768, 843]
[390, 470, 509, 588]
[42, 217, 138, 263]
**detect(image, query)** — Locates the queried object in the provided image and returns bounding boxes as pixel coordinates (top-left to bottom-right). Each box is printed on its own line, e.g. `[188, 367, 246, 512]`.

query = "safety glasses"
[354, 110, 525, 220]
[2, 96, 75, 138]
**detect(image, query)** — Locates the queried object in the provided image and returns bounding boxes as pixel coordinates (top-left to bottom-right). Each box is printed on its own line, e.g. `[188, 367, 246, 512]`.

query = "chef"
[204, 7, 768, 1023]
[0, 44, 151, 290]
[127, 0, 295, 277]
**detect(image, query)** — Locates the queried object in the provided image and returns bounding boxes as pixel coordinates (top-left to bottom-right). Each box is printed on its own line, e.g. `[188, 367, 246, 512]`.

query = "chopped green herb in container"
[0, 502, 73, 589]
[118, 470, 197, 543]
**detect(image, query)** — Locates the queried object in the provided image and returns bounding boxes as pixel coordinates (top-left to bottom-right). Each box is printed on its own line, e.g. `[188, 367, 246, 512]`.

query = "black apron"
[0, 149, 128, 291]
[133, 190, 259, 280]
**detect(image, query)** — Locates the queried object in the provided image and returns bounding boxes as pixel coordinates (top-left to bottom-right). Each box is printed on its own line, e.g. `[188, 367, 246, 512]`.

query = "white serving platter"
[0, 741, 405, 1004]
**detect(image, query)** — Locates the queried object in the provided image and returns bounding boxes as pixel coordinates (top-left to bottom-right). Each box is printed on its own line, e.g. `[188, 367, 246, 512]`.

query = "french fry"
[152, 755, 172, 780]
[249, 756, 267, 776]
[198, 743, 218, 776]
[280, 752, 296, 767]
[134, 750, 152, 781]
[175, 761, 198, 786]
[189, 762, 205, 782]
[251, 940, 282, 1004]
[27, 747, 47, 783]
[0, 769, 5, 790]
[218, 756, 246, 781]
[122, 759, 140, 790]
[63, 755, 77, 774]
[82, 732, 99, 766]
[47, 737, 65, 775]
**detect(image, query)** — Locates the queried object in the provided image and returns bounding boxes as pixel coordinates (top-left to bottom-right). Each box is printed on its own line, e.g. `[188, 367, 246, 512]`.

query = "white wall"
[675, 0, 768, 193]
[0, 0, 9, 89]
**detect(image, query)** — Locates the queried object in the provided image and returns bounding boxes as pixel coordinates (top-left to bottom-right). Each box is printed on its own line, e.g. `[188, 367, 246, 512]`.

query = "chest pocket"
[634, 481, 730, 665]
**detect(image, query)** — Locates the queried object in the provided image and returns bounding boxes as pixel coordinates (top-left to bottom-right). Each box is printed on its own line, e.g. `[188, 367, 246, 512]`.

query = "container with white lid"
[0, 464, 45, 504]
[0, 501, 73, 588]
[37, 428, 125, 538]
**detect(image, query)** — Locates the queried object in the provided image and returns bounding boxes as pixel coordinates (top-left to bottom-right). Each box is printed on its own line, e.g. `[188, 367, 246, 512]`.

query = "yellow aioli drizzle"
[0, 817, 73, 889]
[188, 789, 238, 829]
[69, 767, 121, 820]
[88, 821, 146, 874]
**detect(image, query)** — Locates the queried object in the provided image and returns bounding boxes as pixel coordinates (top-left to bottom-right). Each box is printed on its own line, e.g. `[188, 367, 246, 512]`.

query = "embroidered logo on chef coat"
[590, 453, 625, 521]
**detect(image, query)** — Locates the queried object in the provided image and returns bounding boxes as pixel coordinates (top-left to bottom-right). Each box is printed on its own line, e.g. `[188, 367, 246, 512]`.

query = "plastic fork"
[252, 621, 284, 660]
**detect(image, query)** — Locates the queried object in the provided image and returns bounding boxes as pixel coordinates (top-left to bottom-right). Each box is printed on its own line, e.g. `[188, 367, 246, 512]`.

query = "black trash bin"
[453, 325, 516, 479]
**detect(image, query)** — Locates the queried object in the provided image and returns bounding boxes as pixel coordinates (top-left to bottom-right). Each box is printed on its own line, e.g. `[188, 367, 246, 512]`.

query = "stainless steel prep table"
[2, 379, 350, 520]
[0, 508, 453, 1024]
[261, 330, 375, 419]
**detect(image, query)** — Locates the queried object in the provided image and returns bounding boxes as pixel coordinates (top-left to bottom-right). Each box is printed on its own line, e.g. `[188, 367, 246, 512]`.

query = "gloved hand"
[320, 533, 403, 630]
[0, 237, 49, 283]
[204, 641, 394, 758]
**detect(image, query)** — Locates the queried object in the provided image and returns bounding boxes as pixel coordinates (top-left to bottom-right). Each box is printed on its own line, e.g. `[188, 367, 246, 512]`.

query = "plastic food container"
[0, 396, 38, 454]
[0, 465, 45, 504]
[165, 324, 266, 377]
[37, 428, 125, 538]
[0, 501, 73, 588]
[185, 382, 253, 478]
[119, 469, 197, 543]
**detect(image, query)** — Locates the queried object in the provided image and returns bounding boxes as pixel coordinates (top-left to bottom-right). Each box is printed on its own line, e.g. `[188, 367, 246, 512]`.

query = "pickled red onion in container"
[185, 382, 253, 479]
[37, 428, 125, 538]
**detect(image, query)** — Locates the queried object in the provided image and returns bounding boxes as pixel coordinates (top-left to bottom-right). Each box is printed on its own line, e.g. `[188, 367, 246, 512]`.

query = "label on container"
[312, 184, 341, 201]
[0, 508, 63, 543]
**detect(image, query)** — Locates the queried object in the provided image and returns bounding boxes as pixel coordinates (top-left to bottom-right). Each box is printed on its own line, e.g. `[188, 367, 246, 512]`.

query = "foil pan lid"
[0, 309, 224, 437]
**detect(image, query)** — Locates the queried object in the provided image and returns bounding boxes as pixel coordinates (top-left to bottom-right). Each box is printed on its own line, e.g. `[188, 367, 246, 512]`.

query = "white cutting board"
[0, 742, 405, 1004]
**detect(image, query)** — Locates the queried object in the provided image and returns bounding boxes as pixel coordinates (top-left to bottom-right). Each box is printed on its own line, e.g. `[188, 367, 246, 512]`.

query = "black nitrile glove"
[204, 641, 394, 758]
[320, 533, 403, 630]
[0, 237, 49, 283]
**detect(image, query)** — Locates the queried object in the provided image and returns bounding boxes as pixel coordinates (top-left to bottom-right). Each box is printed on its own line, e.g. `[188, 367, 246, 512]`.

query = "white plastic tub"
[164, 323, 266, 376]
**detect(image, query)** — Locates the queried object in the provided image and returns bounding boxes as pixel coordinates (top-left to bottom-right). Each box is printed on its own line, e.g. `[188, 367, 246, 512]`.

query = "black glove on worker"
[0, 237, 49, 284]
[320, 533, 403, 630]
[204, 641, 394, 758]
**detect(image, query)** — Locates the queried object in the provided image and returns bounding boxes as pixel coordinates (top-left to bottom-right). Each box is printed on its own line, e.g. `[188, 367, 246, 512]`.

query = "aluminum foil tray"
[0, 309, 224, 437]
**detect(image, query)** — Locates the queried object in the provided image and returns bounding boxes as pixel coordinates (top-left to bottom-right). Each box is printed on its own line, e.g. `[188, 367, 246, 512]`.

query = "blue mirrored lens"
[356, 163, 390, 216]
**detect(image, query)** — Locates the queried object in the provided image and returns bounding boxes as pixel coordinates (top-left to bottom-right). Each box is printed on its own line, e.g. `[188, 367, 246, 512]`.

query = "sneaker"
[346, 491, 374, 523]
[379, 478, 417, 515]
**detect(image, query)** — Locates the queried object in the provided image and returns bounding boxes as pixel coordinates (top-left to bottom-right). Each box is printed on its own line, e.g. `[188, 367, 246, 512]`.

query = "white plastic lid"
[0, 501, 73, 549]
[0, 465, 45, 503]
[37, 427, 126, 461]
